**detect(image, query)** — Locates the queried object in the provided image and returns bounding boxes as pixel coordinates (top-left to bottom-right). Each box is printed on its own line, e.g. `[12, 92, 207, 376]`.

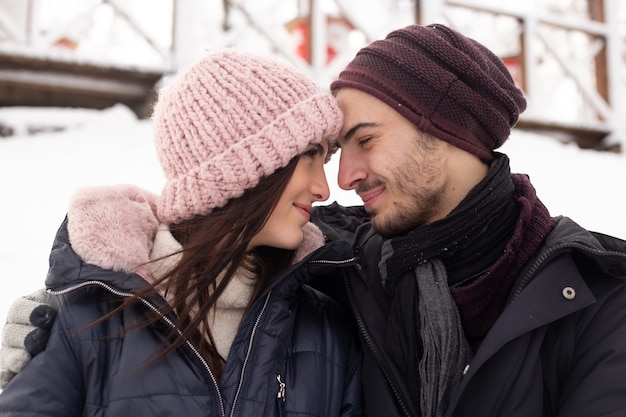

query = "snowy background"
[0, 103, 625, 329]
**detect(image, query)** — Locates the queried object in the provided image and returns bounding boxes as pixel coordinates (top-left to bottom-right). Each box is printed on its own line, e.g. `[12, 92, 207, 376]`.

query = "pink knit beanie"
[152, 49, 343, 225]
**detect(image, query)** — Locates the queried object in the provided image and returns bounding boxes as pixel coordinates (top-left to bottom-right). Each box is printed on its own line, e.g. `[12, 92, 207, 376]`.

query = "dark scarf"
[380, 153, 554, 417]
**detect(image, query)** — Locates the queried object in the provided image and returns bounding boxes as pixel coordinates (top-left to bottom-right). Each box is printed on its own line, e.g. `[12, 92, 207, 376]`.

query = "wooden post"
[307, 0, 314, 64]
[588, 0, 609, 104]
[415, 0, 422, 24]
[516, 19, 526, 93]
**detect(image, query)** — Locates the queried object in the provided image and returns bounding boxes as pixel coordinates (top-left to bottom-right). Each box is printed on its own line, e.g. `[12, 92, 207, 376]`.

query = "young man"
[4, 24, 626, 417]
[311, 24, 626, 417]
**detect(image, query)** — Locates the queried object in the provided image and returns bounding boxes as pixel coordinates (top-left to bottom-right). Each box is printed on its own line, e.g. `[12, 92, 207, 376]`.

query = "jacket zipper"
[276, 374, 286, 417]
[342, 270, 412, 417]
[229, 291, 272, 417]
[309, 257, 356, 266]
[276, 374, 286, 402]
[48, 280, 226, 417]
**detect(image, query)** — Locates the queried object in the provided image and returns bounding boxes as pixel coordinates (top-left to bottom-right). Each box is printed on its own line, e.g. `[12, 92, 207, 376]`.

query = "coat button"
[562, 287, 576, 300]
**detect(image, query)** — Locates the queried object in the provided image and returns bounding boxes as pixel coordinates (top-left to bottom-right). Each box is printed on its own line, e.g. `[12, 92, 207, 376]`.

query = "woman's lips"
[294, 203, 312, 221]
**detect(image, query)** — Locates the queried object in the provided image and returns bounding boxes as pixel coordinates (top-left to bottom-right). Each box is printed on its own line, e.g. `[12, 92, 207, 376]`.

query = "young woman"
[0, 50, 362, 416]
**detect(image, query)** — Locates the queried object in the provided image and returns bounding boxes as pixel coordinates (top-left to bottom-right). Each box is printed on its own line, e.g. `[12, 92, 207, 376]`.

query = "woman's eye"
[303, 148, 318, 158]
[303, 144, 326, 159]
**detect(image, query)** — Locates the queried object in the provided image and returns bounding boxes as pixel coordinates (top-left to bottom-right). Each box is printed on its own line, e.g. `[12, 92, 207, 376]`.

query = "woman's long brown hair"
[98, 157, 300, 381]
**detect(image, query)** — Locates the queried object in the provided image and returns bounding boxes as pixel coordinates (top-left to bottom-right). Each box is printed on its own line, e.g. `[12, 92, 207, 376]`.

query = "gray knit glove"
[0, 289, 56, 388]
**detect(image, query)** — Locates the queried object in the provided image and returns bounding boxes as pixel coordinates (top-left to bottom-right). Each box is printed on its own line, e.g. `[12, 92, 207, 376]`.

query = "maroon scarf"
[450, 172, 554, 350]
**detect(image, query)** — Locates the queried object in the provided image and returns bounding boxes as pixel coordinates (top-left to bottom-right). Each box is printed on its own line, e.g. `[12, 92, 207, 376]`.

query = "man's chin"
[370, 215, 391, 237]
[371, 213, 413, 238]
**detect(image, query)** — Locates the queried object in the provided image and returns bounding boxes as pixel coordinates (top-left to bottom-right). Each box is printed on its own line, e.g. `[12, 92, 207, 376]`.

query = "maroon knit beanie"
[330, 24, 527, 162]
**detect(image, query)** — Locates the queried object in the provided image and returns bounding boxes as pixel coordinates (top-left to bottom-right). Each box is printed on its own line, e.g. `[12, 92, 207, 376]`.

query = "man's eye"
[358, 136, 372, 146]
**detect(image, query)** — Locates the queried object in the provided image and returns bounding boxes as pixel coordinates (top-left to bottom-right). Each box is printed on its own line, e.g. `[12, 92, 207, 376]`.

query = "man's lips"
[294, 203, 312, 221]
[358, 187, 384, 206]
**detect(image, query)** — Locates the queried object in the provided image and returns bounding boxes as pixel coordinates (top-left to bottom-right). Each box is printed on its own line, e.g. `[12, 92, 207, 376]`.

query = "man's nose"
[337, 149, 365, 190]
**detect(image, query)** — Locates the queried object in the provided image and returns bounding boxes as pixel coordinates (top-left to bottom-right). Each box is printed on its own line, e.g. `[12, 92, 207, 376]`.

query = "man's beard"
[367, 181, 444, 238]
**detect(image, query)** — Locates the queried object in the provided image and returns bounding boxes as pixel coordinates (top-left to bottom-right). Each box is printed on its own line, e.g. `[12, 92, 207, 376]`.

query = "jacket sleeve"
[0, 288, 57, 389]
[0, 305, 84, 416]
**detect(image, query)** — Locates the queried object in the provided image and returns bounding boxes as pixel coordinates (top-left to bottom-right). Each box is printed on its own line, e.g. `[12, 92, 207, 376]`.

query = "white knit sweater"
[149, 226, 255, 359]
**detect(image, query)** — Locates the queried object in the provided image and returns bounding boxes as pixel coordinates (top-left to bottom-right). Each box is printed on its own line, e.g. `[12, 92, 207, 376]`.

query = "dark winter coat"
[0, 189, 362, 417]
[312, 202, 626, 417]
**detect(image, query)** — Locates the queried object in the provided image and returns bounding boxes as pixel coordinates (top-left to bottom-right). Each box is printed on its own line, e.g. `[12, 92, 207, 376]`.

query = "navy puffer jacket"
[0, 187, 362, 417]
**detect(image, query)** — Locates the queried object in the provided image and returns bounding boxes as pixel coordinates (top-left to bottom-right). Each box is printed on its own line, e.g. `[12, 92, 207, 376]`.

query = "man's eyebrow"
[340, 122, 380, 145]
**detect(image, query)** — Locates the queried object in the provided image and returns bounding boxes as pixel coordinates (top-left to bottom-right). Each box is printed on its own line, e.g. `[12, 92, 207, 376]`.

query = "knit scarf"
[379, 153, 554, 417]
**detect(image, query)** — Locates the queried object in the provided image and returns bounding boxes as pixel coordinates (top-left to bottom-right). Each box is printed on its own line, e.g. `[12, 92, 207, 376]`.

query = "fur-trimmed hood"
[66, 184, 327, 282]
